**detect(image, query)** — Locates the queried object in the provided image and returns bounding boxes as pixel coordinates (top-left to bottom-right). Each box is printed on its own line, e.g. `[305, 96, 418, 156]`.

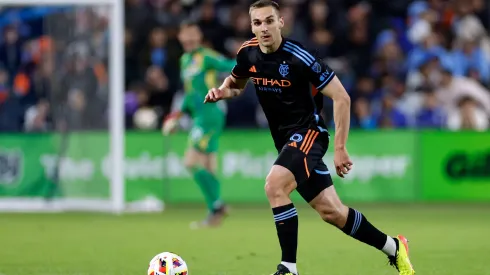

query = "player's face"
[178, 26, 202, 52]
[250, 7, 284, 48]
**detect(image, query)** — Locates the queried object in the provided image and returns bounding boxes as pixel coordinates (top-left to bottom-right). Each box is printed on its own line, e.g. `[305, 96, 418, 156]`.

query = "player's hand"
[161, 114, 180, 136]
[333, 147, 353, 178]
[204, 88, 225, 103]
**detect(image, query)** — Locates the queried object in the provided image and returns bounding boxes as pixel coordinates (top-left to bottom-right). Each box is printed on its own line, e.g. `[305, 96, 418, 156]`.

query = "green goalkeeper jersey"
[180, 47, 236, 129]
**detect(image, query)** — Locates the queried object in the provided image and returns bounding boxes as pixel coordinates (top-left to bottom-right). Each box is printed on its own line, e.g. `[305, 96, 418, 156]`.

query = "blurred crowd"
[0, 0, 490, 132]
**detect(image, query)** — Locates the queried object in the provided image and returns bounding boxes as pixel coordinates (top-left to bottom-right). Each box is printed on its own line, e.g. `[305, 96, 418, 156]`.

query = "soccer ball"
[133, 107, 158, 130]
[148, 252, 188, 275]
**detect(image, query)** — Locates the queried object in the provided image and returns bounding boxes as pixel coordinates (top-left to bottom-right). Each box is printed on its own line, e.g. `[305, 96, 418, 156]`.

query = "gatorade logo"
[445, 152, 490, 180]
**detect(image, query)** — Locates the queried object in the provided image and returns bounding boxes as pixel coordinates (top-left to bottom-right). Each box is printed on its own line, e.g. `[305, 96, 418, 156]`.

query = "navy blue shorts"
[274, 127, 334, 202]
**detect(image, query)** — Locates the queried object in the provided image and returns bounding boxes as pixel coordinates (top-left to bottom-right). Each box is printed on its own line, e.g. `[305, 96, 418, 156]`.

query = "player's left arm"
[304, 55, 352, 176]
[319, 76, 350, 150]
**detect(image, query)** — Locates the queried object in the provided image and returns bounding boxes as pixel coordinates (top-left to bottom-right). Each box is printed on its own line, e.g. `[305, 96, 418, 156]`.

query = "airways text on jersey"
[252, 77, 292, 93]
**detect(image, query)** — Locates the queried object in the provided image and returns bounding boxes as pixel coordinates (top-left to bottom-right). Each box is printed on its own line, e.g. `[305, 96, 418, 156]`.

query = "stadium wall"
[0, 131, 489, 207]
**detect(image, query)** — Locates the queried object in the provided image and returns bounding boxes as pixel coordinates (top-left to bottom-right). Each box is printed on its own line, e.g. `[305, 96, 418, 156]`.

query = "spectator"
[447, 96, 489, 131]
[416, 87, 446, 128]
[376, 95, 408, 128]
[435, 69, 490, 116]
[145, 65, 172, 119]
[354, 97, 377, 129]
[0, 26, 22, 79]
[24, 98, 50, 132]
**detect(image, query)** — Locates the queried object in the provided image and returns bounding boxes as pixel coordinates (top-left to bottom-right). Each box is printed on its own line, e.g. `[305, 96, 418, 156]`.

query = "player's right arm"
[204, 43, 251, 103]
[204, 75, 248, 103]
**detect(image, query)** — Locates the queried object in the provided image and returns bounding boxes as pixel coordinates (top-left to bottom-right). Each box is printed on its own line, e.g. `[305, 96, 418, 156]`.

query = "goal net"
[0, 0, 145, 213]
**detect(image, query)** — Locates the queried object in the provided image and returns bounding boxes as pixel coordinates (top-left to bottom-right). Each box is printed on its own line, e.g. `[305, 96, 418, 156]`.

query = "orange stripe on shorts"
[299, 130, 312, 151]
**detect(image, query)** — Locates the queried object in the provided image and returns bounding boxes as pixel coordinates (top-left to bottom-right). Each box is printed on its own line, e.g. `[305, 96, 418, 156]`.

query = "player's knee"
[184, 156, 203, 171]
[264, 166, 296, 199]
[264, 180, 286, 200]
[184, 150, 205, 170]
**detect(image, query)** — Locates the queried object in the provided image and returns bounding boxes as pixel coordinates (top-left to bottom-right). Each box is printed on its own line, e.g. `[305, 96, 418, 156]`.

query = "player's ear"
[279, 16, 284, 28]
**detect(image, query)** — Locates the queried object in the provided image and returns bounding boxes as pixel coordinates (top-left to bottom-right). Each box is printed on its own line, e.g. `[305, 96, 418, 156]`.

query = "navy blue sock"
[341, 208, 387, 250]
[272, 203, 298, 263]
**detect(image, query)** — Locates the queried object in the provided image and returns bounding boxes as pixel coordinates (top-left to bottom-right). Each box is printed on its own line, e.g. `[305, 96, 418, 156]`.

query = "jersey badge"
[312, 62, 321, 73]
[279, 63, 289, 77]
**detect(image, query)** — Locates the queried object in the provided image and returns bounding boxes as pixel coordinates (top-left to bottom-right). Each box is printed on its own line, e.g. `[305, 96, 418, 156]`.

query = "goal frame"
[0, 0, 125, 214]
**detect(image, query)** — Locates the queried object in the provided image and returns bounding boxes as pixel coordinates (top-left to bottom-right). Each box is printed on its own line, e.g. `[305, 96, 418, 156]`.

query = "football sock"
[202, 170, 223, 211]
[341, 208, 396, 256]
[281, 261, 298, 275]
[272, 203, 298, 264]
[190, 167, 216, 212]
[382, 236, 397, 257]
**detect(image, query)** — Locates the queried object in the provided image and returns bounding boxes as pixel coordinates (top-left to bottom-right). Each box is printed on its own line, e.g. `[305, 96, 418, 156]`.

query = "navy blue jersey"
[231, 37, 335, 150]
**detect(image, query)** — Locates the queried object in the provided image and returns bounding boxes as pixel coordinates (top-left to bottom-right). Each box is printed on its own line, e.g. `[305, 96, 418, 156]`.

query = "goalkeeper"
[162, 21, 236, 228]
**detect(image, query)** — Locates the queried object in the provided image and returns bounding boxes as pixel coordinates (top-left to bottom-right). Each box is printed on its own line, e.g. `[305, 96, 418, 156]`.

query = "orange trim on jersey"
[304, 131, 319, 154]
[304, 158, 310, 178]
[236, 38, 259, 54]
[249, 65, 257, 72]
[231, 71, 247, 79]
[299, 130, 312, 151]
[312, 86, 319, 96]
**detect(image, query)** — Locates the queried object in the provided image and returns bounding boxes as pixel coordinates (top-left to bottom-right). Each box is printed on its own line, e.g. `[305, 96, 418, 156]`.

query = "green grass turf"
[1, 203, 489, 275]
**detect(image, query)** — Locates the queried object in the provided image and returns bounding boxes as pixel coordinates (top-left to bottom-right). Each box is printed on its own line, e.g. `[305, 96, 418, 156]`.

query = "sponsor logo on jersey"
[251, 77, 291, 87]
[319, 71, 331, 81]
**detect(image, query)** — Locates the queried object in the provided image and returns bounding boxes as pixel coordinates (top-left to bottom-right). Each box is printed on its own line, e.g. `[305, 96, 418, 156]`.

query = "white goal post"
[0, 0, 126, 213]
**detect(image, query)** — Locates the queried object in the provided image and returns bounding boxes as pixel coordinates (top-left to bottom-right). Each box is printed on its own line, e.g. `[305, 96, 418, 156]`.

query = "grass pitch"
[1, 203, 489, 275]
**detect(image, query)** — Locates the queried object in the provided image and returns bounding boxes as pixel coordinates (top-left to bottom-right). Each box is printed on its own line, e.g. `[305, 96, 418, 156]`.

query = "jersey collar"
[259, 36, 286, 55]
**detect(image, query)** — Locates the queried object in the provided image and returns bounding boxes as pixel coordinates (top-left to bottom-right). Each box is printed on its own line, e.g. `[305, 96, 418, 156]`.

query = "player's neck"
[260, 36, 283, 54]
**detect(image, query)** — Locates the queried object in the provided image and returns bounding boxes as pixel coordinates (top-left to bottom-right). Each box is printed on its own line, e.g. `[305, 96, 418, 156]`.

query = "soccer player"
[203, 1, 416, 274]
[162, 21, 236, 228]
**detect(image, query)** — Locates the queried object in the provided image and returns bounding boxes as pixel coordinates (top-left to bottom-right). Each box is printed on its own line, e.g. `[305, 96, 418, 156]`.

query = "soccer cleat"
[271, 264, 298, 275]
[388, 235, 415, 275]
[190, 205, 229, 229]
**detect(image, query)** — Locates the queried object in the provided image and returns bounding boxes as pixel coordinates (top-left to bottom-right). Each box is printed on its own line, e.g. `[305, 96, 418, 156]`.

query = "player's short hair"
[249, 0, 280, 15]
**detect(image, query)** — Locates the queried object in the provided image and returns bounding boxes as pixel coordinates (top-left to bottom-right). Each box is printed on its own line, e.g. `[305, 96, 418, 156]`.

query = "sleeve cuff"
[231, 71, 248, 79]
[316, 72, 336, 90]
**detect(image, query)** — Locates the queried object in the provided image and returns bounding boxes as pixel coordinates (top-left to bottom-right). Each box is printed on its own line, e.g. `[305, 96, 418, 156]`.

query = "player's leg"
[300, 162, 415, 274]
[265, 164, 299, 275]
[183, 147, 215, 212]
[186, 126, 228, 228]
[267, 129, 326, 275]
[185, 126, 219, 212]
[202, 151, 229, 224]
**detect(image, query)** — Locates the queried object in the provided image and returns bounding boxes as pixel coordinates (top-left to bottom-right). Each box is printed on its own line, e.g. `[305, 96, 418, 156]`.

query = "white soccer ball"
[134, 108, 158, 130]
[148, 252, 188, 275]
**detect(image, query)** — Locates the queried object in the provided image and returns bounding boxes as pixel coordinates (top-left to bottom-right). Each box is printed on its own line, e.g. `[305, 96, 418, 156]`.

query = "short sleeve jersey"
[231, 37, 336, 150]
